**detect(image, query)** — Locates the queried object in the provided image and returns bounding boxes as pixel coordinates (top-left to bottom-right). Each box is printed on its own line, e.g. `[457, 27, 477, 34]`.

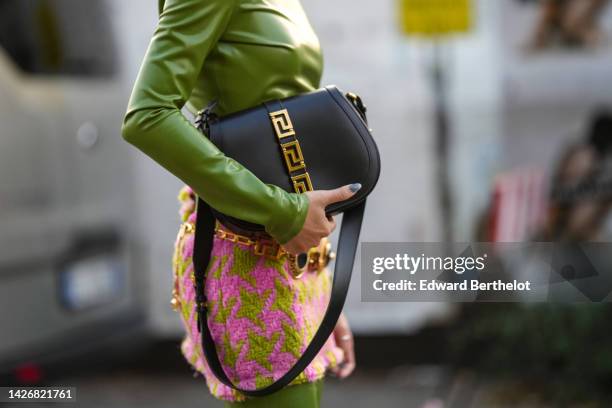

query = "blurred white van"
[0, 0, 147, 378]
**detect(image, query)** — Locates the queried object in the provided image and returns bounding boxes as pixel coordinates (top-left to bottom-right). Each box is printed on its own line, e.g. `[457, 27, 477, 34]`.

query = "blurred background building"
[1, 0, 612, 406]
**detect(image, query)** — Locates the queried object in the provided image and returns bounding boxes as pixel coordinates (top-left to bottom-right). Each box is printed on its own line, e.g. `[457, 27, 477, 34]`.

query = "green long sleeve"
[121, 0, 315, 244]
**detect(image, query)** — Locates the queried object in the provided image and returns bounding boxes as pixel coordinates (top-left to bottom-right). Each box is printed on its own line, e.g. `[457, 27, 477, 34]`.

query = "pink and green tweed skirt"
[172, 186, 343, 402]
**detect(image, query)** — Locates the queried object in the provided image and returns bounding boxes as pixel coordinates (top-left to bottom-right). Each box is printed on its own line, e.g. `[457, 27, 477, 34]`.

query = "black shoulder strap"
[192, 196, 364, 397]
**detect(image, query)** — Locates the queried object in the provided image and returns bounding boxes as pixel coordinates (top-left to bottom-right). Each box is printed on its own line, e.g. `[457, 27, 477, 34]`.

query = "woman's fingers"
[281, 184, 358, 254]
[336, 335, 355, 379]
[332, 313, 356, 379]
[317, 183, 361, 206]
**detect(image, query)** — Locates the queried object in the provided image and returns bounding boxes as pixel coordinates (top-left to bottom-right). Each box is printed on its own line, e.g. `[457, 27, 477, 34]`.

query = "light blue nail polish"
[349, 183, 362, 193]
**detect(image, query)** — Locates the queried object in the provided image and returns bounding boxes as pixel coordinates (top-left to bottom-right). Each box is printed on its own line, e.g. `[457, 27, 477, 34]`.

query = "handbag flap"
[207, 86, 380, 231]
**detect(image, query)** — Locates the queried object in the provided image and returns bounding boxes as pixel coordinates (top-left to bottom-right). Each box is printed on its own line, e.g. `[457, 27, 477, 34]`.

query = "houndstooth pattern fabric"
[172, 185, 343, 402]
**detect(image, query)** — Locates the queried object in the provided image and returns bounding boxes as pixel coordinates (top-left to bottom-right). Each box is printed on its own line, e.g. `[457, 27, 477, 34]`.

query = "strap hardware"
[346, 92, 367, 122]
[195, 99, 219, 136]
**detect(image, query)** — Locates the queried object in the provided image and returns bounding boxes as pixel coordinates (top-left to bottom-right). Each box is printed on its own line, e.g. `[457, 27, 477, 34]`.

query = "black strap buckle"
[195, 298, 207, 333]
[195, 99, 219, 136]
[345, 92, 367, 122]
[194, 279, 208, 333]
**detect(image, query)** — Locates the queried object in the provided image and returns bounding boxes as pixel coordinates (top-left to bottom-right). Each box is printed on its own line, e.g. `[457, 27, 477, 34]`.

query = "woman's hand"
[282, 183, 361, 254]
[330, 313, 356, 379]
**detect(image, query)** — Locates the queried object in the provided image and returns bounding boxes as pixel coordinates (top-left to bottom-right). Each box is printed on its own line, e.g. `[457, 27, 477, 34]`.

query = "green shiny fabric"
[122, 0, 323, 243]
[224, 381, 323, 408]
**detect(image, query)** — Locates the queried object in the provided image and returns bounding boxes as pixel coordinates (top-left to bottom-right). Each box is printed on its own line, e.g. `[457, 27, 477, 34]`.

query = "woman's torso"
[184, 0, 324, 115]
[169, 1, 341, 401]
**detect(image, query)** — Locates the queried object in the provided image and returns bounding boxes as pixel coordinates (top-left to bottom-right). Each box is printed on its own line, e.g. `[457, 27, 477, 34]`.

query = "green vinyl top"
[122, 0, 323, 243]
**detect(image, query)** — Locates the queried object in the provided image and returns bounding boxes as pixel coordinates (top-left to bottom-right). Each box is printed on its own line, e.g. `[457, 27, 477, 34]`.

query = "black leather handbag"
[192, 85, 380, 396]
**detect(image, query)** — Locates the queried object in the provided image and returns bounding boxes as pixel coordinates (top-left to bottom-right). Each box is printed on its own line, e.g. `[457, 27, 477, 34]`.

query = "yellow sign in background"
[400, 0, 472, 37]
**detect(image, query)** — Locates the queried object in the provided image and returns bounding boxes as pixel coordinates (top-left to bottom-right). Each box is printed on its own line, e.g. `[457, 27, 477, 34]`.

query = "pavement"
[1, 339, 441, 408]
[54, 368, 436, 408]
[0, 339, 561, 408]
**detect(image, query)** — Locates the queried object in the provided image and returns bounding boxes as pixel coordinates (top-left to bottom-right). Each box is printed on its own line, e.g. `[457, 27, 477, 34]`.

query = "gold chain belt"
[213, 222, 335, 279]
[171, 221, 336, 310]
[214, 223, 287, 260]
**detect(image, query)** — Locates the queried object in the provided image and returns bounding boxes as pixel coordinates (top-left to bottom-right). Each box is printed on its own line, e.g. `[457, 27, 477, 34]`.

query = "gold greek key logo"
[269, 107, 314, 193]
[253, 239, 285, 259]
[292, 172, 313, 193]
[281, 140, 306, 172]
[269, 109, 295, 139]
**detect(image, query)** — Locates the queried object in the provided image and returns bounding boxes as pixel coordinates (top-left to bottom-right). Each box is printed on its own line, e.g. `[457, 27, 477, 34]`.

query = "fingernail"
[349, 183, 362, 193]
